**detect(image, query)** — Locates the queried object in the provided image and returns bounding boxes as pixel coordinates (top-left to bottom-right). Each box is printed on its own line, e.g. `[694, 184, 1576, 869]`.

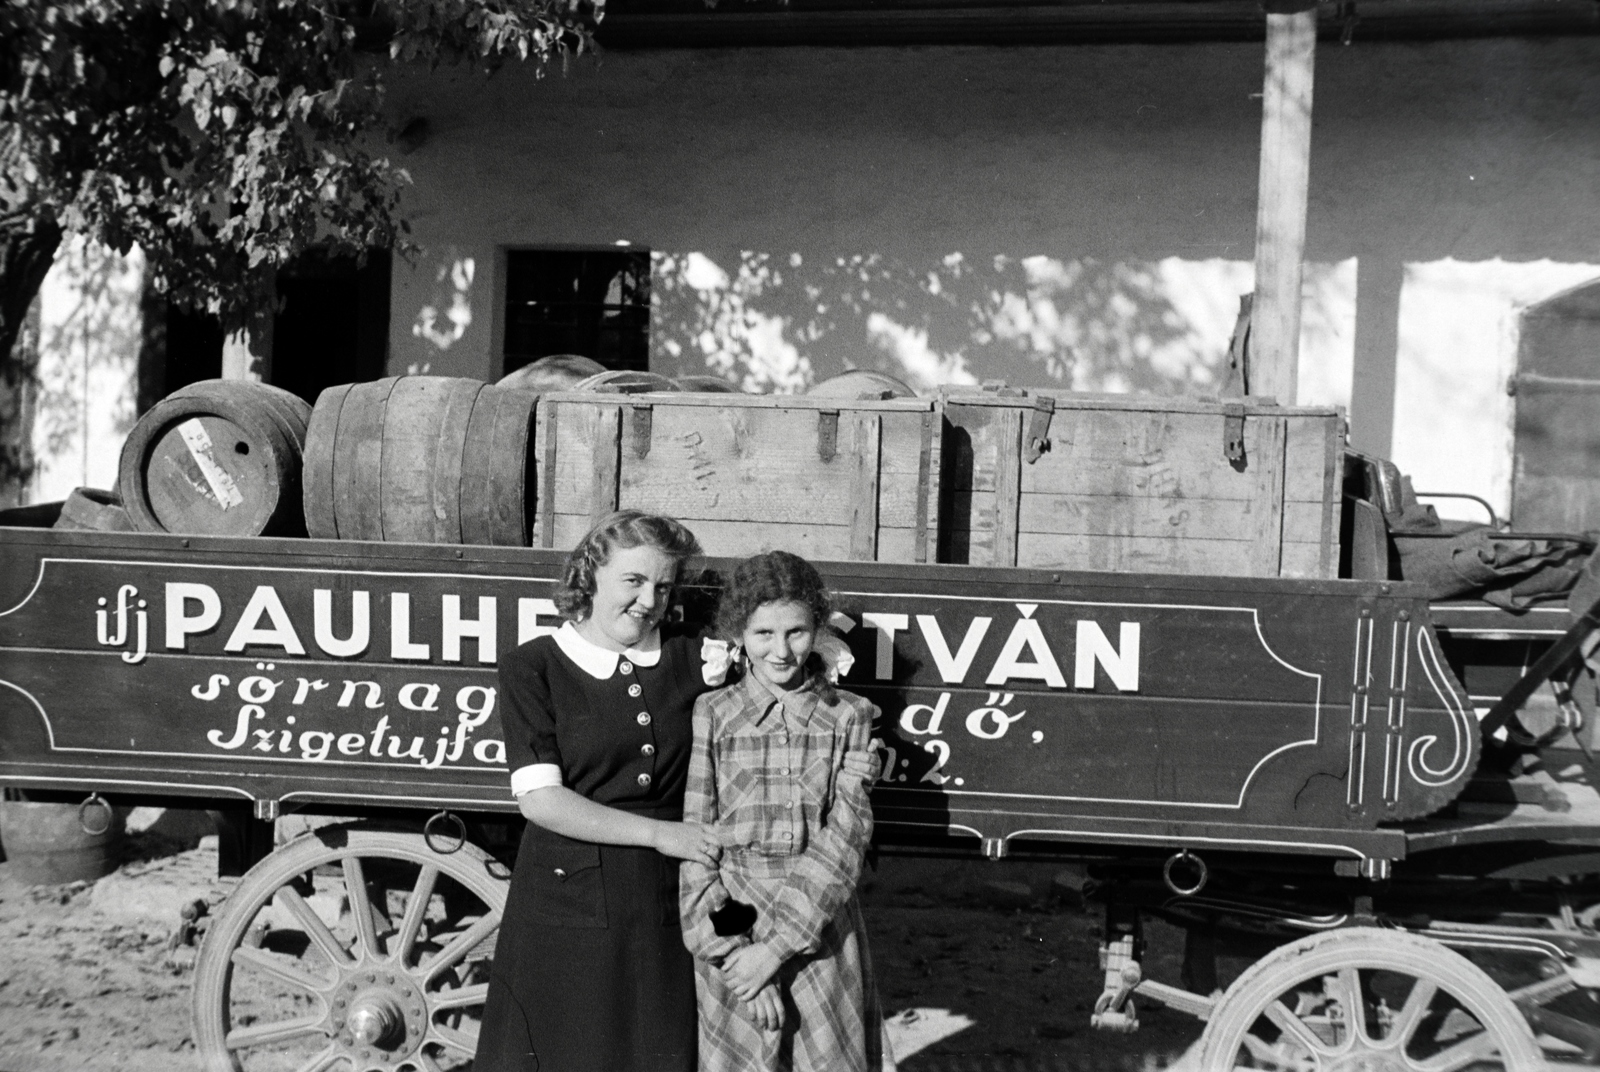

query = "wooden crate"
[532, 392, 939, 561]
[938, 389, 1343, 578]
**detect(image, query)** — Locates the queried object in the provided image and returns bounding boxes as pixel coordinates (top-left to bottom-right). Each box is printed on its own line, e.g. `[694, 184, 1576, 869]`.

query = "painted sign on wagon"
[0, 540, 1476, 833]
[0, 558, 559, 779]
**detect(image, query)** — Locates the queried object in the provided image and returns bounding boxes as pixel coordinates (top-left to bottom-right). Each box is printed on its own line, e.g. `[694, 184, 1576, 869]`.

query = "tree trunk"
[0, 218, 64, 505]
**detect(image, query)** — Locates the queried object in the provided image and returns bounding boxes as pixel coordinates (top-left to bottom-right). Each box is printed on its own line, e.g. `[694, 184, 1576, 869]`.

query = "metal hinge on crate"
[630, 404, 652, 459]
[1222, 403, 1247, 467]
[1023, 396, 1055, 464]
[818, 409, 839, 462]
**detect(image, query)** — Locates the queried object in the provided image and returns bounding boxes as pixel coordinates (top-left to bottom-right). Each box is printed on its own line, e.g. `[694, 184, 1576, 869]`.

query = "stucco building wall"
[384, 36, 1600, 517]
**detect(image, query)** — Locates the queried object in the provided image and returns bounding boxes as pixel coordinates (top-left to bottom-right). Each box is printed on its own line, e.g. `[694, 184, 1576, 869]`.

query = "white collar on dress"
[553, 620, 662, 680]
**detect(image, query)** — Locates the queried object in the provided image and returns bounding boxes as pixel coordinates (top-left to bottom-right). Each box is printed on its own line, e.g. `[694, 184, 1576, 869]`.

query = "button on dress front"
[474, 625, 709, 1072]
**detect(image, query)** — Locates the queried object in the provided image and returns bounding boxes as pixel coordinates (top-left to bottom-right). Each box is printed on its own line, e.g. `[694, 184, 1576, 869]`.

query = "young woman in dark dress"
[474, 511, 722, 1072]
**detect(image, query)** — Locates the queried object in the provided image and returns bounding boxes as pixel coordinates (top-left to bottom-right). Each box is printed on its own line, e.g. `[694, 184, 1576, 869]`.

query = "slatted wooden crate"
[532, 391, 938, 561]
[938, 388, 1343, 578]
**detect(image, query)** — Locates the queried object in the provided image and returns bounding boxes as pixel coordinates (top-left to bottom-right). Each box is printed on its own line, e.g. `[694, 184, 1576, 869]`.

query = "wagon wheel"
[192, 825, 508, 1072]
[1195, 928, 1545, 1070]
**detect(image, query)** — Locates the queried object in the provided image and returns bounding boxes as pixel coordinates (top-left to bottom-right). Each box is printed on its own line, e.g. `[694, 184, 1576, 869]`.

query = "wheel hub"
[348, 993, 403, 1045]
[327, 966, 429, 1069]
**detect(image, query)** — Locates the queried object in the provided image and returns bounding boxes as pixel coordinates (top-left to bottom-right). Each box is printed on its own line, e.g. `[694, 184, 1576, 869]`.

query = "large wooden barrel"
[118, 379, 312, 537]
[673, 375, 741, 393]
[497, 354, 606, 393]
[807, 369, 917, 400]
[302, 376, 536, 545]
[573, 369, 680, 393]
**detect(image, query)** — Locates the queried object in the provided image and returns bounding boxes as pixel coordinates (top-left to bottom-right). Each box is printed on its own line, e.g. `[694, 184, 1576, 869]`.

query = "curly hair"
[553, 511, 702, 620]
[715, 550, 832, 641]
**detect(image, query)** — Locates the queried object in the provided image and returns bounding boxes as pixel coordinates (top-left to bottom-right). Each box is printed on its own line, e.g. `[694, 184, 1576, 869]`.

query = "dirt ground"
[0, 811, 1201, 1072]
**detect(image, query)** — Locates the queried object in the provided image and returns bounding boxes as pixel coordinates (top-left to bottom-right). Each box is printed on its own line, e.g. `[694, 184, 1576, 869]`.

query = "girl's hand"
[746, 982, 785, 1033]
[840, 747, 882, 783]
[651, 820, 721, 867]
[720, 943, 783, 1001]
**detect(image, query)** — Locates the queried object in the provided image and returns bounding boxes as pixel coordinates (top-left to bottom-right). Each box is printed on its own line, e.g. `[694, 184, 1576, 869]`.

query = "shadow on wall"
[652, 250, 1353, 399]
[33, 237, 142, 500]
[407, 251, 477, 371]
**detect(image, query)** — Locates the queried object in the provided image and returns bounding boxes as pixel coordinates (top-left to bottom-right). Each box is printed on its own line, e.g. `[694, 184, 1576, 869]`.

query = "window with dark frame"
[503, 249, 651, 376]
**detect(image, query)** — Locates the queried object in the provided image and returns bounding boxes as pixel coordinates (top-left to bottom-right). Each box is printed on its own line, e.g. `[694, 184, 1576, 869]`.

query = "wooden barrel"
[118, 379, 311, 537]
[807, 369, 917, 400]
[302, 376, 537, 545]
[173, 379, 312, 444]
[0, 799, 124, 886]
[497, 354, 606, 393]
[53, 487, 135, 532]
[673, 375, 741, 393]
[573, 370, 680, 393]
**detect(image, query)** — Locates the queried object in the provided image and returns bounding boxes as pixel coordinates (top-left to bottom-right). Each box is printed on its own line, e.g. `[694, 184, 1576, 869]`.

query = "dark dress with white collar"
[473, 624, 708, 1072]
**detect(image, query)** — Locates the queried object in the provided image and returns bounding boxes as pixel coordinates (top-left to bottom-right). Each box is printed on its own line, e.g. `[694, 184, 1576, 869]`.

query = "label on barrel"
[177, 419, 245, 511]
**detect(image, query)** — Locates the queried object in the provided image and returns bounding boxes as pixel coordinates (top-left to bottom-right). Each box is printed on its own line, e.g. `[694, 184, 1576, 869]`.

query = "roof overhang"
[596, 0, 1600, 48]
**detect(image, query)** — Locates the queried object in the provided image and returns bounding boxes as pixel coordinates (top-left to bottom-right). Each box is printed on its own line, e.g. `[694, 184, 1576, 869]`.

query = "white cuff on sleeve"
[510, 763, 563, 797]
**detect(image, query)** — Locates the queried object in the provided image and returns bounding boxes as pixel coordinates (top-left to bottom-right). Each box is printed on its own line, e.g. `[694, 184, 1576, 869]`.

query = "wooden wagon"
[4, 489, 1600, 1069]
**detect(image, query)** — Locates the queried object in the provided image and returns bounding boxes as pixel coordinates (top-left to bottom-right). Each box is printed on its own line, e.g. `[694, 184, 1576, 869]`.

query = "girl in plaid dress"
[681, 551, 887, 1072]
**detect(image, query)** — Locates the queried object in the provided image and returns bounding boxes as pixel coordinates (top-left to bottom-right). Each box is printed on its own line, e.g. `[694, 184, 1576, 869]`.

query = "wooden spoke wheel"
[193, 825, 508, 1072]
[1195, 928, 1545, 1071]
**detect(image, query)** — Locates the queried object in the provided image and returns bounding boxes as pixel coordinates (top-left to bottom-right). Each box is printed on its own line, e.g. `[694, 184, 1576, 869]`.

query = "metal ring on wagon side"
[1163, 849, 1208, 897]
[423, 810, 467, 855]
[78, 793, 114, 837]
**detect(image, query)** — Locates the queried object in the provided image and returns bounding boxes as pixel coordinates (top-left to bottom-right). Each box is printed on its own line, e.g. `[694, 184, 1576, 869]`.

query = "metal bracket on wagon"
[629, 404, 652, 459]
[1022, 396, 1054, 464]
[423, 810, 467, 855]
[1091, 934, 1141, 1033]
[817, 409, 839, 461]
[77, 793, 113, 836]
[1222, 403, 1246, 468]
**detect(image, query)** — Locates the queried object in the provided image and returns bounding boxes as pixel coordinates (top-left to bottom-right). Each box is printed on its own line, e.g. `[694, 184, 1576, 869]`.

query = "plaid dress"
[680, 667, 885, 1072]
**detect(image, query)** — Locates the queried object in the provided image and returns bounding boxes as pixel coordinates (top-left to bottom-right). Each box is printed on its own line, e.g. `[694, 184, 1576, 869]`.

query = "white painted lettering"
[165, 582, 222, 650]
[455, 686, 496, 725]
[390, 593, 430, 660]
[986, 611, 1066, 688]
[966, 691, 1025, 739]
[862, 612, 909, 680]
[224, 586, 306, 655]
[206, 705, 262, 749]
[237, 675, 281, 703]
[899, 692, 950, 736]
[916, 615, 991, 684]
[313, 590, 370, 657]
[517, 597, 561, 645]
[1074, 621, 1140, 692]
[368, 714, 392, 756]
[399, 683, 442, 712]
[191, 674, 229, 701]
[387, 735, 426, 761]
[298, 731, 334, 762]
[443, 595, 497, 664]
[423, 728, 452, 769]
[338, 681, 384, 709]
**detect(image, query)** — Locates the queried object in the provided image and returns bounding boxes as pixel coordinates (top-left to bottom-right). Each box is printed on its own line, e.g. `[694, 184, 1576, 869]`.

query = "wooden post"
[1250, 2, 1317, 404]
